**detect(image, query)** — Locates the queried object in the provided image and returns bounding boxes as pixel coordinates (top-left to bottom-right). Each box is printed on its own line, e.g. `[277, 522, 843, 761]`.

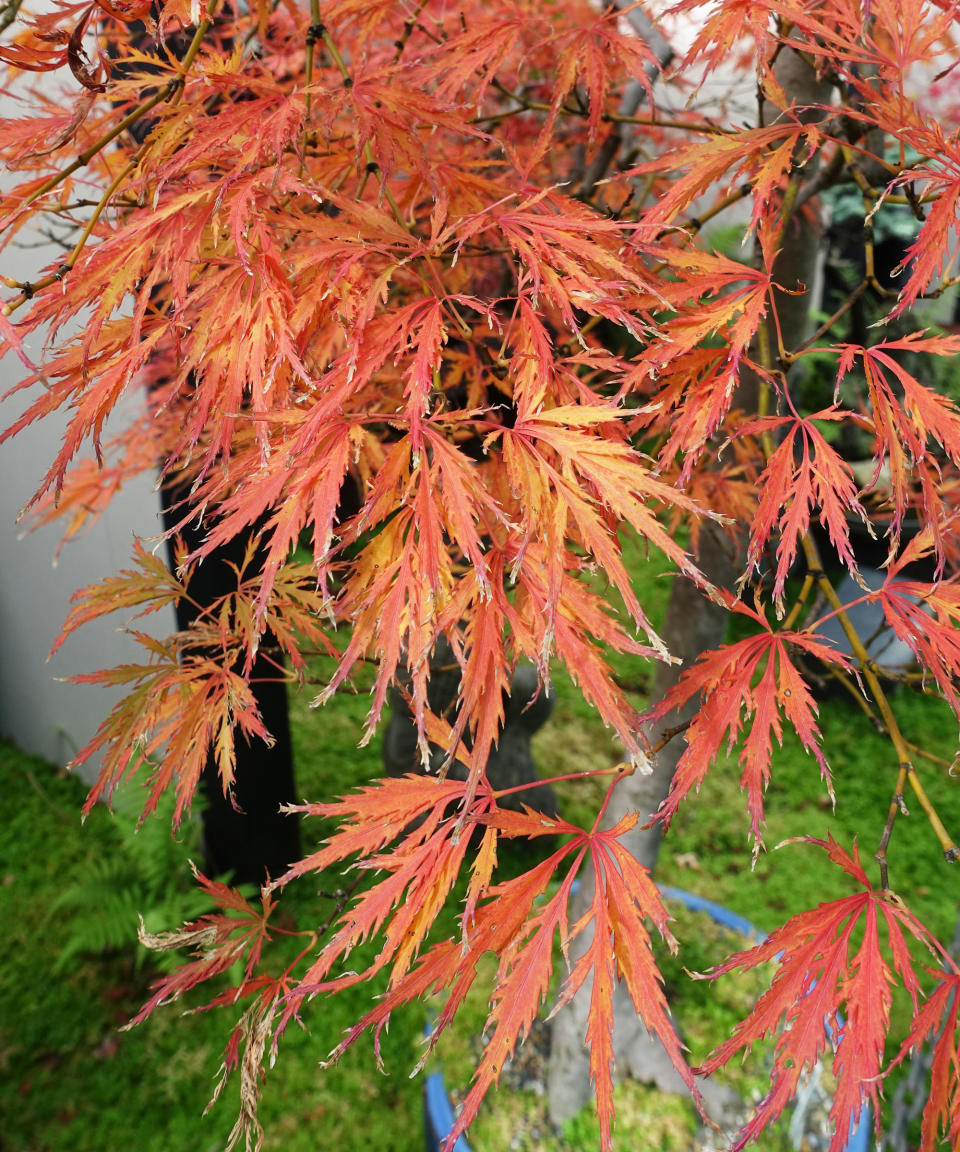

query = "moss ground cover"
[1, 544, 958, 1151]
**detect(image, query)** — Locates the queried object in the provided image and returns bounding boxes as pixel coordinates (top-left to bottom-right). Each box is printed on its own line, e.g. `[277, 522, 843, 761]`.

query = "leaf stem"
[781, 572, 814, 629]
[491, 762, 631, 802]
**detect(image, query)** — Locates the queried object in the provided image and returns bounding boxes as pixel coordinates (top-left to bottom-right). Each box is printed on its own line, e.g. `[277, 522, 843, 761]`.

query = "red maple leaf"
[891, 968, 960, 1149]
[648, 602, 851, 847]
[738, 410, 869, 609]
[696, 837, 934, 1152]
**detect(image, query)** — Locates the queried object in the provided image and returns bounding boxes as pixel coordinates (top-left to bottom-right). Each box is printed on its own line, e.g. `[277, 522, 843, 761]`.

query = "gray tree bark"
[383, 638, 558, 815]
[546, 43, 833, 1132]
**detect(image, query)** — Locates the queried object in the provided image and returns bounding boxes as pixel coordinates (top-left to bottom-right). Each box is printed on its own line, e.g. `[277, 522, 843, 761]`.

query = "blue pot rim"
[423, 886, 871, 1152]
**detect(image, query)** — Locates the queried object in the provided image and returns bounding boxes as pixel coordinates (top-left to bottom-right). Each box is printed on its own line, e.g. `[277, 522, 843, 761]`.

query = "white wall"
[0, 205, 174, 785]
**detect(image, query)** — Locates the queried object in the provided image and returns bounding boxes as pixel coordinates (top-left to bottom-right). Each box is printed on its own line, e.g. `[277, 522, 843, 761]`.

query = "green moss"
[563, 1082, 698, 1152]
[431, 900, 798, 1152]
[0, 739, 429, 1152]
[2, 527, 958, 1152]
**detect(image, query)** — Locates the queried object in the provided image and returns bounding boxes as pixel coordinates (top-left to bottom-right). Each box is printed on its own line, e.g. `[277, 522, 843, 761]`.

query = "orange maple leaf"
[738, 410, 869, 609]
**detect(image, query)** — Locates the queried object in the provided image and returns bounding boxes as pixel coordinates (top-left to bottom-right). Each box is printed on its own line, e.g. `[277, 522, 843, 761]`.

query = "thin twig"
[578, 0, 674, 199]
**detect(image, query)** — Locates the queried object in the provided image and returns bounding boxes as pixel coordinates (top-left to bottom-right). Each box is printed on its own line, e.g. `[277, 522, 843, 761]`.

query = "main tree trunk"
[546, 43, 832, 1131]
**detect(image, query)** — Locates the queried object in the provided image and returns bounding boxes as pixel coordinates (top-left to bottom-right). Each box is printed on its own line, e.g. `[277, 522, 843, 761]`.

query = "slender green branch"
[392, 0, 428, 61]
[800, 533, 959, 862]
[303, 0, 322, 125]
[320, 26, 350, 81]
[874, 771, 908, 891]
[1, 16, 214, 315]
[903, 741, 955, 772]
[781, 573, 815, 630]
[0, 0, 24, 33]
[3, 159, 136, 309]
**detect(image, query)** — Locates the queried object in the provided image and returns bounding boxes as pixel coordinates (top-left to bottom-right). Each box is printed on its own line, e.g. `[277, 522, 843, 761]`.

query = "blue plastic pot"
[424, 886, 870, 1152]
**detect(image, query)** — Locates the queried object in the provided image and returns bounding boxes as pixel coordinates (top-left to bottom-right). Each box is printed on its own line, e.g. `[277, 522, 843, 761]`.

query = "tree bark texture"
[547, 44, 832, 1130]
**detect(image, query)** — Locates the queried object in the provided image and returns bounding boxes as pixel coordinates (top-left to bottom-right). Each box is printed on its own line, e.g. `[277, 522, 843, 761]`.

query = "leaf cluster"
[3, 0, 960, 1148]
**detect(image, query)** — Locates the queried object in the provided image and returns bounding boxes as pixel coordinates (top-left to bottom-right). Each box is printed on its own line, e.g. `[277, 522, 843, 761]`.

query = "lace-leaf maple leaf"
[50, 537, 188, 658]
[633, 123, 815, 233]
[442, 812, 690, 1152]
[834, 334, 960, 547]
[269, 790, 583, 1062]
[891, 969, 960, 1149]
[75, 635, 272, 827]
[544, 814, 695, 1152]
[878, 574, 960, 716]
[738, 410, 869, 608]
[892, 139, 960, 315]
[530, 5, 659, 163]
[647, 603, 851, 847]
[696, 837, 932, 1152]
[127, 865, 277, 1028]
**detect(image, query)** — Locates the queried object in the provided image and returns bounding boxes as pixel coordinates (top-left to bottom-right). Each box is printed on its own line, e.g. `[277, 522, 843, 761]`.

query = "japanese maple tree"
[2, 0, 960, 1149]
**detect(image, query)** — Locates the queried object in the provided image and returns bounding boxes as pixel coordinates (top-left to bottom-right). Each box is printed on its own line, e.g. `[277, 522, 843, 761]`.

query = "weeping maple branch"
[3, 0, 960, 1148]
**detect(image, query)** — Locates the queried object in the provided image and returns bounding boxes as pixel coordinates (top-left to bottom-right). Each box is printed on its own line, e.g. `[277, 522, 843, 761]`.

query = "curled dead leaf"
[95, 0, 152, 21]
[68, 4, 108, 92]
[23, 93, 97, 159]
[135, 913, 218, 954]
